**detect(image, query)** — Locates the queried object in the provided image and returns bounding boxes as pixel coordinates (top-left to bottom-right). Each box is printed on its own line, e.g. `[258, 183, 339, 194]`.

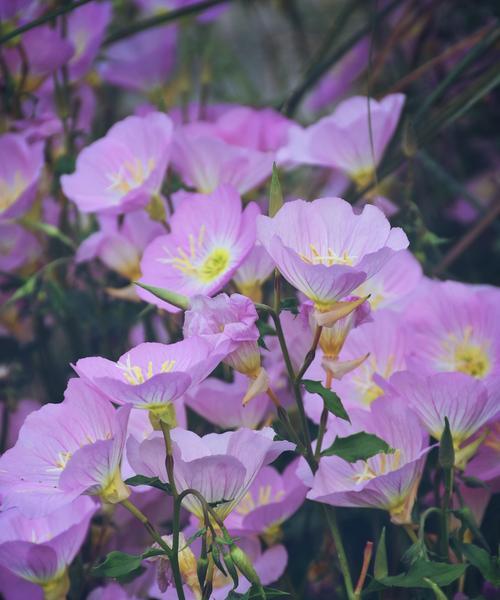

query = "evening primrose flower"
[74, 337, 227, 426]
[388, 371, 500, 468]
[232, 244, 275, 302]
[130, 427, 292, 521]
[279, 94, 405, 186]
[257, 197, 408, 320]
[138, 185, 258, 311]
[0, 498, 96, 600]
[306, 397, 430, 525]
[0, 134, 44, 219]
[406, 280, 500, 381]
[0, 380, 131, 517]
[61, 112, 173, 214]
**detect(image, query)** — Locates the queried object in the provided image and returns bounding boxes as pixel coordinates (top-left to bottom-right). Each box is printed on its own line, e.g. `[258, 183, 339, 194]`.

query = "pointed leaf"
[269, 163, 283, 217]
[321, 431, 393, 462]
[302, 379, 350, 422]
[460, 544, 500, 586]
[93, 551, 142, 579]
[134, 282, 190, 310]
[438, 417, 455, 469]
[124, 475, 172, 494]
[374, 527, 388, 579]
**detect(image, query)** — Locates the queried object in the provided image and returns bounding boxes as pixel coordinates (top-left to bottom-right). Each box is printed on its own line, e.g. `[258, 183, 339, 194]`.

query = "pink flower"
[66, 1, 113, 80]
[172, 123, 275, 194]
[130, 427, 293, 520]
[353, 249, 422, 311]
[0, 224, 40, 273]
[138, 186, 258, 311]
[61, 112, 173, 214]
[74, 337, 226, 418]
[76, 210, 164, 284]
[257, 197, 408, 312]
[225, 460, 306, 537]
[279, 94, 405, 185]
[232, 244, 275, 302]
[184, 293, 261, 377]
[0, 498, 96, 596]
[184, 374, 273, 429]
[388, 371, 500, 467]
[99, 26, 177, 92]
[306, 397, 430, 524]
[0, 380, 131, 516]
[0, 134, 44, 219]
[405, 280, 500, 381]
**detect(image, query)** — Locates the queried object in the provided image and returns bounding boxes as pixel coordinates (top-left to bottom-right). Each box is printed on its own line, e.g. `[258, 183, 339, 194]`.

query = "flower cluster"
[1, 2, 499, 599]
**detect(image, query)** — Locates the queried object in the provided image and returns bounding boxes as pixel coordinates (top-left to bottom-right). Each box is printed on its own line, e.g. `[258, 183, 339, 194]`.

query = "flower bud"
[229, 545, 265, 598]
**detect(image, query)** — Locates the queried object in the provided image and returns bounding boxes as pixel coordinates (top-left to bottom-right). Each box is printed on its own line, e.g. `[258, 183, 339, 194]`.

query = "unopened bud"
[229, 545, 264, 599]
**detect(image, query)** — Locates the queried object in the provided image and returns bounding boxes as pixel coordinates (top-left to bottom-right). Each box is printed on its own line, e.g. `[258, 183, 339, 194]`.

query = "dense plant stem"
[440, 468, 454, 560]
[160, 421, 179, 498]
[315, 371, 333, 460]
[323, 505, 355, 600]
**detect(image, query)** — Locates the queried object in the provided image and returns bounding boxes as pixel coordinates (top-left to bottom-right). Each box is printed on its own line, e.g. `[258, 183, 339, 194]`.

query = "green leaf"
[124, 475, 172, 494]
[256, 319, 276, 350]
[423, 578, 448, 600]
[402, 540, 429, 568]
[223, 550, 239, 591]
[438, 417, 455, 469]
[17, 218, 76, 250]
[451, 508, 489, 551]
[459, 475, 489, 489]
[371, 560, 467, 590]
[269, 163, 283, 218]
[302, 379, 350, 422]
[226, 588, 289, 600]
[134, 282, 189, 310]
[321, 431, 393, 462]
[279, 297, 299, 315]
[374, 527, 388, 579]
[460, 544, 500, 586]
[93, 551, 143, 579]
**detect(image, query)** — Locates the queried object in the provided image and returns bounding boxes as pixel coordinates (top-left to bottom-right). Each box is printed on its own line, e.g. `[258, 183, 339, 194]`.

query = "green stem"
[440, 468, 453, 560]
[120, 499, 172, 555]
[314, 405, 329, 461]
[323, 506, 355, 600]
[160, 421, 179, 498]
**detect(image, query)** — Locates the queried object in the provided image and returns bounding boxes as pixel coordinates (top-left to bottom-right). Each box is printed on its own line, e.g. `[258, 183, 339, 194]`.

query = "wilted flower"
[257, 197, 408, 320]
[388, 371, 500, 468]
[139, 186, 258, 311]
[0, 498, 96, 599]
[279, 94, 405, 186]
[74, 338, 226, 425]
[61, 112, 173, 214]
[406, 280, 500, 381]
[306, 397, 430, 524]
[232, 244, 275, 302]
[225, 461, 306, 539]
[130, 427, 292, 520]
[0, 134, 44, 219]
[0, 380, 131, 516]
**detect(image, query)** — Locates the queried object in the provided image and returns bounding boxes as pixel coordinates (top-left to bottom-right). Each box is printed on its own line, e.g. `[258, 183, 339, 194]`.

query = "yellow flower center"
[299, 243, 354, 267]
[107, 157, 156, 195]
[351, 355, 395, 406]
[117, 355, 176, 385]
[160, 225, 231, 283]
[352, 450, 401, 484]
[0, 172, 27, 213]
[441, 326, 490, 378]
[235, 485, 285, 516]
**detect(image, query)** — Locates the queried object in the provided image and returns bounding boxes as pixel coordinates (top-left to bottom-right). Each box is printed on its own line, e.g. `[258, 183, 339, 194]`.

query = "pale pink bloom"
[74, 337, 226, 414]
[306, 397, 430, 524]
[76, 210, 164, 282]
[0, 498, 96, 593]
[139, 186, 258, 311]
[465, 420, 500, 484]
[232, 244, 275, 302]
[225, 460, 307, 536]
[0, 134, 44, 219]
[305, 310, 410, 421]
[61, 112, 173, 214]
[0, 224, 40, 273]
[405, 280, 500, 381]
[0, 380, 131, 516]
[130, 427, 293, 520]
[388, 371, 500, 466]
[257, 197, 408, 311]
[184, 374, 273, 429]
[353, 249, 422, 311]
[0, 564, 42, 600]
[172, 122, 275, 194]
[279, 94, 405, 184]
[184, 293, 261, 377]
[99, 26, 177, 92]
[67, 1, 112, 80]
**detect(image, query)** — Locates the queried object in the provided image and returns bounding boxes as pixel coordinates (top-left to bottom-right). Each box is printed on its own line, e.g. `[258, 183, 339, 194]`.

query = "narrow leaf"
[438, 417, 455, 469]
[373, 560, 467, 589]
[374, 527, 388, 579]
[302, 379, 350, 422]
[18, 218, 76, 250]
[460, 544, 500, 586]
[93, 551, 142, 578]
[124, 475, 172, 494]
[269, 163, 283, 217]
[134, 282, 190, 310]
[321, 431, 393, 462]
